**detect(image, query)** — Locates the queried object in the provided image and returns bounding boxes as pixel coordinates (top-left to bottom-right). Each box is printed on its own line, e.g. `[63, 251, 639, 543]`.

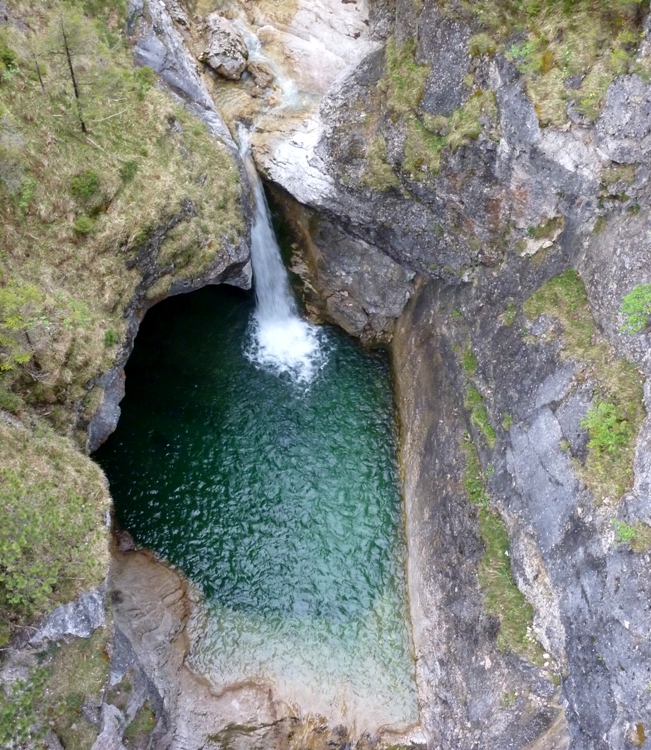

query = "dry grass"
[460, 0, 647, 123]
[360, 135, 399, 191]
[0, 1, 244, 431]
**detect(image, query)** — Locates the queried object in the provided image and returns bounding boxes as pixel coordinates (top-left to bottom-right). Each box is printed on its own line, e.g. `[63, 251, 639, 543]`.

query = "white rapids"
[239, 128, 325, 384]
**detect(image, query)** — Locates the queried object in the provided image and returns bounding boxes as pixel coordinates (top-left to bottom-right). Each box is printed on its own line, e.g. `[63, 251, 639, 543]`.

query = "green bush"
[581, 401, 630, 455]
[0, 465, 104, 633]
[74, 215, 94, 234]
[119, 160, 138, 182]
[620, 283, 651, 334]
[70, 169, 100, 202]
[104, 329, 119, 346]
[0, 279, 45, 372]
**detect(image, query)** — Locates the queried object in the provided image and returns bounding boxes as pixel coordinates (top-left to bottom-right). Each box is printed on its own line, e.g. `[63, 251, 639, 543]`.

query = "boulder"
[199, 13, 248, 81]
[247, 60, 274, 89]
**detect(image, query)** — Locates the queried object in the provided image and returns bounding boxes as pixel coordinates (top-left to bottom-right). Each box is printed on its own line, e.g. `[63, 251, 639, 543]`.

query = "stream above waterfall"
[95, 285, 418, 732]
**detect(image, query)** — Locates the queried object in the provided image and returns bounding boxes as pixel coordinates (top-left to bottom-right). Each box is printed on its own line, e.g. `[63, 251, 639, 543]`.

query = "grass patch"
[462, 347, 478, 374]
[360, 136, 399, 191]
[478, 507, 544, 663]
[379, 38, 430, 118]
[0, 628, 110, 749]
[612, 519, 651, 552]
[0, 1, 243, 433]
[42, 629, 110, 750]
[403, 118, 444, 179]
[125, 701, 157, 746]
[465, 384, 497, 447]
[620, 283, 651, 334]
[449, 0, 646, 125]
[462, 435, 491, 507]
[461, 434, 542, 662]
[0, 419, 110, 644]
[524, 270, 646, 502]
[502, 301, 518, 326]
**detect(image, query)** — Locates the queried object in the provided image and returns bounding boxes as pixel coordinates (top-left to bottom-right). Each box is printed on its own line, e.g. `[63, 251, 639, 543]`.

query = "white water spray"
[239, 128, 324, 383]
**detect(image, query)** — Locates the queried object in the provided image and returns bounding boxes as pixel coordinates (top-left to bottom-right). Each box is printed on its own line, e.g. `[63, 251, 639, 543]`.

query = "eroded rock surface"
[199, 13, 248, 80]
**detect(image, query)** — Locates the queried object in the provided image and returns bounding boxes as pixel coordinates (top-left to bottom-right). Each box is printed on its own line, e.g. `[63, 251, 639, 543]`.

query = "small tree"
[47, 10, 91, 134]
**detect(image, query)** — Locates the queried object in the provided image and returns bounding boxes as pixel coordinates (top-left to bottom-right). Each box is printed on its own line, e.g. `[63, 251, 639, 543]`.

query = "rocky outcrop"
[199, 13, 248, 81]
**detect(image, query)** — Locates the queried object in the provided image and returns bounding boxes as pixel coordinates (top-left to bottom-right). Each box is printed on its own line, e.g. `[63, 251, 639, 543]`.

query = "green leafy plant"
[70, 169, 100, 202]
[74, 215, 94, 234]
[611, 519, 651, 552]
[0, 667, 48, 746]
[581, 401, 630, 454]
[620, 283, 651, 334]
[612, 519, 636, 543]
[104, 329, 119, 346]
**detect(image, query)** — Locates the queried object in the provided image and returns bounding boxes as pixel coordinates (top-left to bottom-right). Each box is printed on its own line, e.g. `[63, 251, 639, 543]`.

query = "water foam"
[239, 129, 325, 384]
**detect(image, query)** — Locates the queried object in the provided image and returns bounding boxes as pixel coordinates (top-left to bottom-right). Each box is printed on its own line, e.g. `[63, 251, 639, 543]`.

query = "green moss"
[525, 270, 646, 502]
[620, 283, 651, 334]
[462, 347, 479, 374]
[478, 507, 543, 662]
[465, 385, 497, 447]
[403, 118, 444, 179]
[380, 38, 430, 118]
[602, 163, 636, 188]
[461, 433, 542, 663]
[125, 701, 157, 746]
[527, 215, 564, 240]
[593, 215, 607, 234]
[502, 412, 514, 430]
[361, 136, 399, 191]
[502, 301, 518, 326]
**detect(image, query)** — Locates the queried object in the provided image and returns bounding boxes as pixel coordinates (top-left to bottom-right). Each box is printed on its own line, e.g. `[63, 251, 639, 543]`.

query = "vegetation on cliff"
[461, 0, 648, 125]
[525, 270, 646, 503]
[0, 0, 244, 643]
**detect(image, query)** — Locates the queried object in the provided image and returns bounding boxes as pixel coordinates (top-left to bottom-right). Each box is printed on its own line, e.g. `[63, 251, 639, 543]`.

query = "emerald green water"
[95, 286, 417, 731]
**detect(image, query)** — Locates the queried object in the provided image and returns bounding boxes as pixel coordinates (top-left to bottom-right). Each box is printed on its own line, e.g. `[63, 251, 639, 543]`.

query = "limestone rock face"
[199, 13, 248, 80]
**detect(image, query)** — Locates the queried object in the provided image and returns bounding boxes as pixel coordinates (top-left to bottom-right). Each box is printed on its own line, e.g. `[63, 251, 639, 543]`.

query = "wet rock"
[247, 59, 274, 89]
[199, 13, 248, 81]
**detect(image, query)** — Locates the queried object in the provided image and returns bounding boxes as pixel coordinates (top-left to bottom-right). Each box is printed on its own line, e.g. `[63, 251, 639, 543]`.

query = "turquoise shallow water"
[95, 286, 417, 731]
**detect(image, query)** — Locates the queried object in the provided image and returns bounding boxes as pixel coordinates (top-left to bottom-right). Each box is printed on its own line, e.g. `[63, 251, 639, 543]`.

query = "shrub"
[104, 329, 119, 346]
[70, 169, 100, 202]
[119, 160, 138, 182]
[0, 279, 45, 372]
[581, 401, 630, 455]
[74, 215, 94, 234]
[620, 283, 651, 334]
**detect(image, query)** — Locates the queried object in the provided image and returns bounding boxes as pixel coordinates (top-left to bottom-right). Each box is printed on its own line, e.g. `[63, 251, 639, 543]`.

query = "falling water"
[239, 129, 324, 383]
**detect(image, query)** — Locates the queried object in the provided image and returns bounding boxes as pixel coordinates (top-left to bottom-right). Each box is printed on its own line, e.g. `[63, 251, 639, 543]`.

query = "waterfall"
[239, 129, 324, 383]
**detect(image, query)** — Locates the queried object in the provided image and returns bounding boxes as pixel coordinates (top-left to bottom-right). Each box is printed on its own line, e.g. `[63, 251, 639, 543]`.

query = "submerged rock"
[199, 13, 248, 81]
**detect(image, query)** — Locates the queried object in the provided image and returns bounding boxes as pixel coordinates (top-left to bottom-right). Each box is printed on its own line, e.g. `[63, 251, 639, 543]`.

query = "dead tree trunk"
[60, 18, 86, 133]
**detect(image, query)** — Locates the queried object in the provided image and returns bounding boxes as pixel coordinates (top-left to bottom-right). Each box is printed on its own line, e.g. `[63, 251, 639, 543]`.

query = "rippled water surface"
[95, 286, 417, 731]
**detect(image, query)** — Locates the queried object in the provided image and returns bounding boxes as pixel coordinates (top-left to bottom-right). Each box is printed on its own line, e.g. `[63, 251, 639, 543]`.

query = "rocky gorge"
[1, 0, 651, 748]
